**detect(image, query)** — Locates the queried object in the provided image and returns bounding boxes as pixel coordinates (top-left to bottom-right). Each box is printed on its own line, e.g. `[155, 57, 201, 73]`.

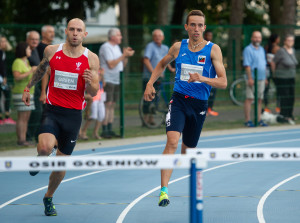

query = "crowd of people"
[243, 30, 298, 127]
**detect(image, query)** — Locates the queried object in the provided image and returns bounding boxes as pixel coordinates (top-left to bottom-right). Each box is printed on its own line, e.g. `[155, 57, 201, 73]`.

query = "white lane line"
[82, 144, 164, 156]
[231, 138, 300, 148]
[116, 161, 245, 223]
[85, 130, 300, 156]
[257, 173, 300, 223]
[0, 169, 110, 209]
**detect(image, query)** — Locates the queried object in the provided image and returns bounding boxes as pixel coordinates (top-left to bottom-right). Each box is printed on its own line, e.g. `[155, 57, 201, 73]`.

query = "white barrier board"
[187, 148, 300, 161]
[0, 155, 207, 171]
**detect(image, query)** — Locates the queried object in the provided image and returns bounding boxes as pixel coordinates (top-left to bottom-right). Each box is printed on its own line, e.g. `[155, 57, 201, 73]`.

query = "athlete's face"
[65, 20, 87, 47]
[184, 16, 206, 42]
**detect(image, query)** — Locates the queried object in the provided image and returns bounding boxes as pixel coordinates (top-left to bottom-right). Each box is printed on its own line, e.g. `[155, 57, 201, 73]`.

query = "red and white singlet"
[47, 44, 90, 110]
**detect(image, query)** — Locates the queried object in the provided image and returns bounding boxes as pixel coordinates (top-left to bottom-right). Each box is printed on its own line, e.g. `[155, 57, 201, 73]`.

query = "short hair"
[26, 30, 40, 39]
[204, 30, 212, 34]
[186, 10, 205, 24]
[284, 34, 294, 41]
[41, 25, 54, 33]
[152, 29, 164, 36]
[108, 28, 120, 40]
[15, 42, 28, 58]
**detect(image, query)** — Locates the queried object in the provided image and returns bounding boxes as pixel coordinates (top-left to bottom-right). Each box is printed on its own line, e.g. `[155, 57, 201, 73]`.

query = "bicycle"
[139, 81, 173, 128]
[229, 75, 276, 106]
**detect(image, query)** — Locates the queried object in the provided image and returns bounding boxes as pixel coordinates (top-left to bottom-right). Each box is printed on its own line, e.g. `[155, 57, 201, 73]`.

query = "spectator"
[271, 34, 298, 125]
[0, 36, 16, 125]
[79, 68, 105, 139]
[264, 33, 280, 113]
[99, 28, 134, 138]
[12, 42, 37, 146]
[26, 31, 41, 142]
[204, 30, 219, 116]
[37, 25, 55, 104]
[243, 31, 268, 127]
[142, 29, 175, 125]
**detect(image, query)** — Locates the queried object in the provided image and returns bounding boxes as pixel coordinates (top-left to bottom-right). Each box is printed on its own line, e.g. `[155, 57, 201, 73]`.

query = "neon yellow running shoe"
[158, 191, 170, 207]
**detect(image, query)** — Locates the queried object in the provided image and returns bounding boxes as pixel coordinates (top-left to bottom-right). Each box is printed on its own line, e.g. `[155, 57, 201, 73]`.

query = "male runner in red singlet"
[22, 18, 100, 216]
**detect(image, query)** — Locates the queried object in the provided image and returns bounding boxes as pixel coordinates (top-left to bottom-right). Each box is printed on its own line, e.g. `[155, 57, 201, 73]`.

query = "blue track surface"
[1, 128, 300, 223]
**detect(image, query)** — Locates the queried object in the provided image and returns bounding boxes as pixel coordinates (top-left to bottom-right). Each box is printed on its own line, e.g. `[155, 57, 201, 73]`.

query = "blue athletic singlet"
[173, 39, 217, 100]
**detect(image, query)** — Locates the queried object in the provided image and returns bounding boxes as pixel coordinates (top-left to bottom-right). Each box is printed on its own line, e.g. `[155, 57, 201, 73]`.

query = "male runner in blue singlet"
[144, 10, 227, 207]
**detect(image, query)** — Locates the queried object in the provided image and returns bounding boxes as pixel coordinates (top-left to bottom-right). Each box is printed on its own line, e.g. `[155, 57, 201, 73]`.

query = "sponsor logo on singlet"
[197, 55, 206, 64]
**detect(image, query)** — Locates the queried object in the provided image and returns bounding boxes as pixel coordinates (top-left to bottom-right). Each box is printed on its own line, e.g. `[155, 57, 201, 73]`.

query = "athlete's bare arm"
[22, 45, 58, 106]
[188, 44, 227, 89]
[144, 42, 181, 101]
[40, 68, 50, 104]
[84, 51, 100, 97]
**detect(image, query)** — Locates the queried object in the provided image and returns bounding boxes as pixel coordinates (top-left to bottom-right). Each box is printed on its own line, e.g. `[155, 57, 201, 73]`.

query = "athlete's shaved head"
[65, 18, 87, 47]
[67, 18, 86, 31]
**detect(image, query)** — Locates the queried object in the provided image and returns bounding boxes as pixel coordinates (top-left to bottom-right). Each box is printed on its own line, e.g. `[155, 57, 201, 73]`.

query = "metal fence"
[0, 24, 299, 138]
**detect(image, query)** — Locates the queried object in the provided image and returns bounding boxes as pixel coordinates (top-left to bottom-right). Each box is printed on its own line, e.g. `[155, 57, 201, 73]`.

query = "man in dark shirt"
[0, 36, 15, 125]
[26, 31, 41, 142]
[37, 25, 55, 104]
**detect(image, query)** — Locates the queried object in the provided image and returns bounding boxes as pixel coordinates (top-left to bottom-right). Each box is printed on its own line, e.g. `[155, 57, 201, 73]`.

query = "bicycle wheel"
[139, 92, 168, 129]
[230, 78, 247, 106]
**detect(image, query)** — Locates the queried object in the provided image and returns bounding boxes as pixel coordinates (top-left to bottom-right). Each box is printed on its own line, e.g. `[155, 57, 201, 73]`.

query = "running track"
[1, 127, 300, 223]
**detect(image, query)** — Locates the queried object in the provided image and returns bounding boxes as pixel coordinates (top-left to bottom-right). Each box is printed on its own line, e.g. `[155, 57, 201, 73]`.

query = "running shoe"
[43, 197, 57, 216]
[29, 146, 57, 176]
[158, 191, 170, 207]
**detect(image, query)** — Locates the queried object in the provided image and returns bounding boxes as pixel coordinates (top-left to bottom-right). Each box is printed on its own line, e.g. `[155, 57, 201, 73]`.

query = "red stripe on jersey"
[47, 46, 89, 110]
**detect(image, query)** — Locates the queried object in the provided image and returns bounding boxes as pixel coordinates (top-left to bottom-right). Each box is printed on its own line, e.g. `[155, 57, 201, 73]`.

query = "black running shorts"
[39, 104, 82, 155]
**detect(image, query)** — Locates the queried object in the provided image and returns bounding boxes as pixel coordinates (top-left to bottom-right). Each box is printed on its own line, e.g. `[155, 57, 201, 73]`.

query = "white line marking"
[0, 169, 110, 209]
[86, 130, 300, 156]
[231, 138, 300, 148]
[257, 173, 300, 223]
[116, 161, 244, 223]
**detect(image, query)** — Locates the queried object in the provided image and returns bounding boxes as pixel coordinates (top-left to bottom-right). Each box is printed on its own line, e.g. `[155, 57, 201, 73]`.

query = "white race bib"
[54, 70, 79, 90]
[180, 63, 203, 83]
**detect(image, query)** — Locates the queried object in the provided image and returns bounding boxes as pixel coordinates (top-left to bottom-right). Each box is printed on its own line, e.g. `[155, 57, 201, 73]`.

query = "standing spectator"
[243, 31, 268, 127]
[0, 36, 16, 125]
[79, 68, 105, 139]
[37, 25, 55, 104]
[264, 33, 280, 113]
[143, 29, 175, 125]
[26, 31, 41, 142]
[204, 30, 219, 116]
[12, 42, 37, 146]
[99, 28, 135, 138]
[271, 35, 298, 125]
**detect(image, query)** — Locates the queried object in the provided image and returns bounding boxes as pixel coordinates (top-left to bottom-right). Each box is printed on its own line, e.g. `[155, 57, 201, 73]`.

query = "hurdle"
[0, 154, 207, 223]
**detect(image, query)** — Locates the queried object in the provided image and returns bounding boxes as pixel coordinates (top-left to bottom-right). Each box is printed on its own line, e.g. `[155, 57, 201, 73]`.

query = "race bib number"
[180, 63, 203, 83]
[54, 70, 79, 90]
